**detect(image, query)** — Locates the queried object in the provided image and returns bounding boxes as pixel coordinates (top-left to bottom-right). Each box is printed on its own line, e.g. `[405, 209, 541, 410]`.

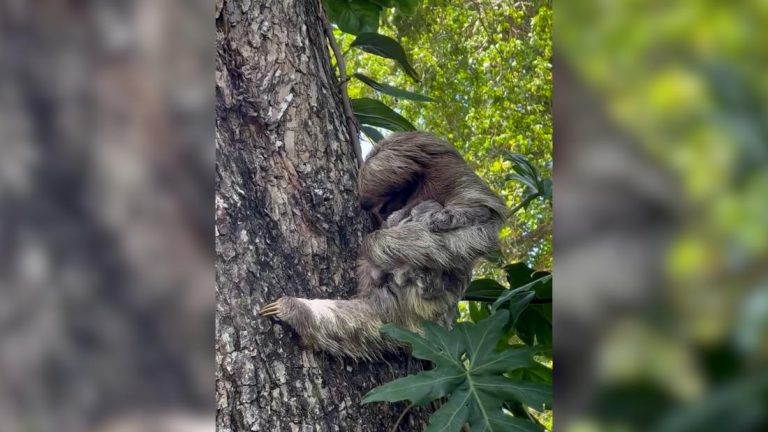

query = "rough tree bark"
[215, 1, 429, 431]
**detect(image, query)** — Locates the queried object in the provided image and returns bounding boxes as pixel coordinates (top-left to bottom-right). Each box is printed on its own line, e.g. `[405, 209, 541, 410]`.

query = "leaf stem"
[318, 1, 363, 167]
[390, 402, 414, 432]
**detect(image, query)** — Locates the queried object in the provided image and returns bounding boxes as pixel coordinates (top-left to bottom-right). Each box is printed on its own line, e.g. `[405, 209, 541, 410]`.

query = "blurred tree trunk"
[215, 1, 428, 431]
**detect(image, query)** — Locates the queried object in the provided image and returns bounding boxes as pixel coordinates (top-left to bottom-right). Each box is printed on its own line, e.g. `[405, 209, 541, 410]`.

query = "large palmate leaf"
[350, 32, 420, 81]
[363, 311, 550, 431]
[351, 97, 416, 131]
[323, 0, 381, 35]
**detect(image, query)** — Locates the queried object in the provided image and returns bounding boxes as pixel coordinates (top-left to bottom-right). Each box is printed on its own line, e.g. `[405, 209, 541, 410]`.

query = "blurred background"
[555, 0, 768, 431]
[0, 1, 212, 431]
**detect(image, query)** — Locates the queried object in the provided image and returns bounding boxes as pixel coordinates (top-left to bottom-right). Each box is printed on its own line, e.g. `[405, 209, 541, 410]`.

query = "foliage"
[364, 310, 551, 432]
[320, 2, 553, 431]
[322, 1, 429, 138]
[345, 0, 553, 267]
[362, 261, 553, 431]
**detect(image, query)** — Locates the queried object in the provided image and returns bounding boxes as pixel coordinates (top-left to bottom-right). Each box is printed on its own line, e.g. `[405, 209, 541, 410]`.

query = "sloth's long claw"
[260, 302, 280, 316]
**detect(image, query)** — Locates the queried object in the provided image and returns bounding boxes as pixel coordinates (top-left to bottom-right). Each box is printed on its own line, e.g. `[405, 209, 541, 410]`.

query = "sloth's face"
[359, 176, 419, 227]
[372, 193, 409, 224]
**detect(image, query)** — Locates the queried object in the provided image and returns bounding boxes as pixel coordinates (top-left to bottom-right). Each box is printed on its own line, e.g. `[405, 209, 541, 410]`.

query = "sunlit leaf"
[351, 97, 416, 131]
[323, 0, 381, 35]
[353, 73, 434, 101]
[351, 32, 420, 81]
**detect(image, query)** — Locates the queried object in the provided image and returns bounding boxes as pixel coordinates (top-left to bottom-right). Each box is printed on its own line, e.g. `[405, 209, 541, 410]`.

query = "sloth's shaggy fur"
[260, 132, 508, 360]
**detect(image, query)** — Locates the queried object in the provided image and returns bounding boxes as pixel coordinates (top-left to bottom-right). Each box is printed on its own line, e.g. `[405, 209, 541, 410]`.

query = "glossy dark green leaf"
[422, 321, 464, 361]
[351, 97, 416, 131]
[463, 278, 507, 302]
[353, 73, 434, 101]
[507, 363, 552, 384]
[361, 125, 384, 143]
[323, 0, 381, 35]
[514, 304, 552, 347]
[424, 385, 471, 432]
[380, 322, 459, 369]
[456, 310, 509, 366]
[350, 32, 420, 81]
[502, 262, 536, 288]
[491, 275, 550, 312]
[471, 347, 535, 375]
[362, 368, 464, 405]
[474, 375, 552, 412]
[540, 178, 552, 201]
[529, 272, 552, 300]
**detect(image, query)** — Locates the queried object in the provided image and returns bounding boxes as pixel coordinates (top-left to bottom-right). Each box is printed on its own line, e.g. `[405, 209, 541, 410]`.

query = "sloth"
[260, 132, 508, 360]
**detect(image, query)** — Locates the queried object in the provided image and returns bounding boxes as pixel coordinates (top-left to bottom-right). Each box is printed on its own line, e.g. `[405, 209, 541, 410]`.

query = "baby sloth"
[260, 132, 508, 360]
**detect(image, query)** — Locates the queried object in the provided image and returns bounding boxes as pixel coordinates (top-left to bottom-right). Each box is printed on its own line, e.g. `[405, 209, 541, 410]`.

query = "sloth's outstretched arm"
[418, 206, 494, 232]
[361, 216, 502, 271]
[259, 292, 402, 361]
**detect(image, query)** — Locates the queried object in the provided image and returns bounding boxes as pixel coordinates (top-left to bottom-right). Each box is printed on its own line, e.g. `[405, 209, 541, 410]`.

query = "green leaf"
[362, 368, 464, 406]
[380, 322, 460, 369]
[507, 363, 552, 384]
[351, 97, 416, 131]
[366, 313, 549, 431]
[471, 347, 535, 375]
[478, 411, 542, 432]
[350, 32, 420, 81]
[474, 376, 552, 412]
[457, 310, 509, 366]
[491, 274, 551, 312]
[424, 385, 471, 432]
[506, 173, 538, 192]
[489, 289, 535, 321]
[422, 321, 464, 361]
[506, 291, 536, 323]
[361, 125, 384, 143]
[503, 263, 536, 288]
[353, 73, 434, 101]
[469, 301, 490, 323]
[323, 0, 381, 35]
[463, 278, 506, 302]
[530, 272, 552, 300]
[540, 178, 552, 201]
[514, 304, 552, 347]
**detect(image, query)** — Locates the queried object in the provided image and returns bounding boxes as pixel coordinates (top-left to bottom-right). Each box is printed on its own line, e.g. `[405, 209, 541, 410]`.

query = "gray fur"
[262, 132, 506, 360]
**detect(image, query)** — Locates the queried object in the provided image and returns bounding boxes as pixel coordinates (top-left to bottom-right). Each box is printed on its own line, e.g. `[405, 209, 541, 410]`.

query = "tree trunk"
[215, 1, 428, 431]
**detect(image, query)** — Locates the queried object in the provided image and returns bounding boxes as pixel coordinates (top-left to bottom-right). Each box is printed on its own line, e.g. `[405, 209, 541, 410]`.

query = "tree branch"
[318, 2, 363, 167]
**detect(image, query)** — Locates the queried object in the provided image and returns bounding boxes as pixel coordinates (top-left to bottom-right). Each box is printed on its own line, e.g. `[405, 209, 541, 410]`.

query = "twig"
[318, 1, 363, 167]
[390, 402, 414, 432]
